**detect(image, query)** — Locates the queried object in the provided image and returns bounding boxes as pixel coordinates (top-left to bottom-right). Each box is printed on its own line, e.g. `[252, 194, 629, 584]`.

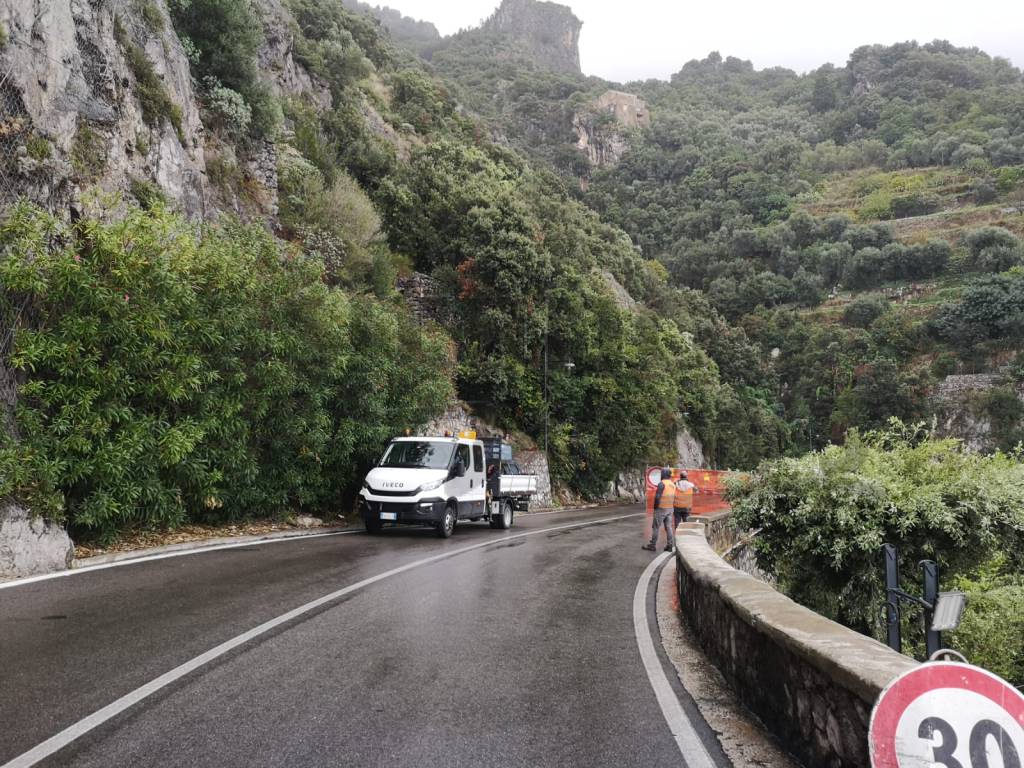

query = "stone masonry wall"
[675, 521, 916, 767]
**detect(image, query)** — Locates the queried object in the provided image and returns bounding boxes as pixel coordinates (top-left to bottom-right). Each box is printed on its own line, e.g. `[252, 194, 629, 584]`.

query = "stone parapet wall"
[675, 521, 916, 767]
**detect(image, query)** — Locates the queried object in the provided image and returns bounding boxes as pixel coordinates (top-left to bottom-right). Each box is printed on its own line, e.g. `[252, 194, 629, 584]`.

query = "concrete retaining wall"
[675, 522, 916, 768]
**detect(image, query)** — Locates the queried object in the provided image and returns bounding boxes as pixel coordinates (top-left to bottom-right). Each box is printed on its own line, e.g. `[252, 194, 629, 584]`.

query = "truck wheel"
[364, 515, 382, 535]
[437, 503, 457, 538]
[492, 500, 513, 530]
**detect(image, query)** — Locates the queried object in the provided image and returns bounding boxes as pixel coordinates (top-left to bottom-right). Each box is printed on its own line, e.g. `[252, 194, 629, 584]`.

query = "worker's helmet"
[679, 470, 688, 479]
[661, 467, 672, 479]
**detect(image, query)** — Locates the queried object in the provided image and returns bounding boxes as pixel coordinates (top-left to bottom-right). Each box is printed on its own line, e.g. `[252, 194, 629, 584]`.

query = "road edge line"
[633, 552, 718, 768]
[0, 530, 360, 591]
[1, 512, 641, 768]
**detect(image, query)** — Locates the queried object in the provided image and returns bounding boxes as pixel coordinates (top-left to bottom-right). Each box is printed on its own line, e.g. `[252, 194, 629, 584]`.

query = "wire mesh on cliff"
[0, 62, 30, 208]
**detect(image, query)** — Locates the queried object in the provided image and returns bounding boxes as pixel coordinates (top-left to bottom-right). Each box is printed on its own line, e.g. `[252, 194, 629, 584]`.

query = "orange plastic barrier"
[644, 467, 732, 517]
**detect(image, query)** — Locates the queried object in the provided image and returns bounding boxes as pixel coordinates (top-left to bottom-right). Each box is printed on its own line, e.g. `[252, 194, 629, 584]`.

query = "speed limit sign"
[870, 662, 1024, 767]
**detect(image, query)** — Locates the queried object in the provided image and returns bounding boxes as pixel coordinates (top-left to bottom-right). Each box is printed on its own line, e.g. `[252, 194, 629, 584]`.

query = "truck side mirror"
[451, 460, 466, 479]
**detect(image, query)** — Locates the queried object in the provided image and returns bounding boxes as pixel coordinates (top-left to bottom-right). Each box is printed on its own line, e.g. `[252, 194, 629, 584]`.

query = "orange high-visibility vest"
[674, 480, 694, 509]
[655, 479, 676, 510]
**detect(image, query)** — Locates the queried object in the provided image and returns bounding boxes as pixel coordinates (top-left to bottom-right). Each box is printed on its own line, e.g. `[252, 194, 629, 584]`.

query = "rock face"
[0, 0, 208, 218]
[0, 0, 338, 224]
[483, 0, 582, 75]
[605, 428, 708, 503]
[676, 429, 706, 468]
[574, 90, 649, 168]
[0, 502, 74, 580]
[931, 373, 1019, 452]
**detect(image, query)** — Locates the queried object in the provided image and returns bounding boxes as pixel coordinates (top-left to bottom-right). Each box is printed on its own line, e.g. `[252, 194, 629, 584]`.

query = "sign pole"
[921, 559, 940, 658]
[883, 544, 901, 653]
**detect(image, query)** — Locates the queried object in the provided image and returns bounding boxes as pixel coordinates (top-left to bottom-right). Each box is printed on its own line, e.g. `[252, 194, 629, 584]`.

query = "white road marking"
[633, 553, 718, 768]
[0, 531, 360, 591]
[0, 506, 606, 591]
[2, 512, 641, 768]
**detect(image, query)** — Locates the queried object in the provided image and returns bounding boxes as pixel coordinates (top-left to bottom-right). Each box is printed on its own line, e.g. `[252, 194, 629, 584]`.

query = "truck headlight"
[416, 478, 445, 493]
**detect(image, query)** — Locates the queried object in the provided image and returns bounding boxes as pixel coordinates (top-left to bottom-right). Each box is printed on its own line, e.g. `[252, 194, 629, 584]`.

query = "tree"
[964, 227, 1024, 273]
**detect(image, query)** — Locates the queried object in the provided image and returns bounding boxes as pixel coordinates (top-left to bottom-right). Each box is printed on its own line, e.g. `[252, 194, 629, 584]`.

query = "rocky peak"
[483, 0, 582, 75]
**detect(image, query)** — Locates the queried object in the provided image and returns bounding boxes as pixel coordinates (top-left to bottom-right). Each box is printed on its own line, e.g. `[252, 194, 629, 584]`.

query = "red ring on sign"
[870, 663, 1024, 767]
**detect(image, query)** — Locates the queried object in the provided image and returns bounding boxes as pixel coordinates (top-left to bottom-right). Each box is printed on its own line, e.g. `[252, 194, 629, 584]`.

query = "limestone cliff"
[0, 0, 338, 225]
[0, 0, 207, 217]
[574, 89, 649, 168]
[482, 0, 582, 75]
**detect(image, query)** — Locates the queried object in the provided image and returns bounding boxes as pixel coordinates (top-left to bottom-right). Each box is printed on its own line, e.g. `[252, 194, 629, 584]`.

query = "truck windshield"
[379, 441, 455, 469]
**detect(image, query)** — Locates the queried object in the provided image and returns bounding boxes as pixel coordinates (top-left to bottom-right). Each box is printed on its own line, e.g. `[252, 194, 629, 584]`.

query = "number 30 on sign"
[870, 662, 1024, 768]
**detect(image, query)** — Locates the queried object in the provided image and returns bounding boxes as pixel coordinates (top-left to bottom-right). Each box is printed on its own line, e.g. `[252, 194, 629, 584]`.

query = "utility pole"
[544, 325, 549, 459]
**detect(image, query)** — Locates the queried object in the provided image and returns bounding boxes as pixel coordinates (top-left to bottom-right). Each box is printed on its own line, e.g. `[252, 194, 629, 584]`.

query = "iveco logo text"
[382, 482, 405, 488]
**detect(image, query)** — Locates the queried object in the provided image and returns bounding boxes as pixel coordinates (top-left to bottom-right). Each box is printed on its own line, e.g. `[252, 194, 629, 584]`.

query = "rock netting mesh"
[0, 67, 30, 206]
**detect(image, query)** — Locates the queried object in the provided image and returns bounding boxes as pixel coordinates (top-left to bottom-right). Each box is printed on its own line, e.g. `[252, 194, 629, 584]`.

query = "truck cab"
[359, 435, 486, 537]
[359, 433, 534, 537]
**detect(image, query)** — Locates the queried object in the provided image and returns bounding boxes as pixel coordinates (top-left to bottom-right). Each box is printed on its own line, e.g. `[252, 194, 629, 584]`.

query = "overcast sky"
[381, 0, 1024, 82]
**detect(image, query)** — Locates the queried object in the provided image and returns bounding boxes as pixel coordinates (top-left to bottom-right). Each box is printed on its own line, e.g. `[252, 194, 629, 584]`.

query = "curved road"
[0, 506, 729, 767]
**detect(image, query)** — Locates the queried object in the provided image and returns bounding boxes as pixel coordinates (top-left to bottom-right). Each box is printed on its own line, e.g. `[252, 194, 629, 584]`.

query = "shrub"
[973, 178, 998, 204]
[71, 123, 108, 180]
[843, 295, 890, 328]
[129, 177, 167, 210]
[135, 0, 165, 32]
[169, 0, 279, 137]
[25, 135, 52, 161]
[0, 202, 452, 540]
[729, 421, 1024, 637]
[889, 191, 940, 219]
[950, 586, 1024, 684]
[931, 352, 958, 378]
[203, 77, 252, 136]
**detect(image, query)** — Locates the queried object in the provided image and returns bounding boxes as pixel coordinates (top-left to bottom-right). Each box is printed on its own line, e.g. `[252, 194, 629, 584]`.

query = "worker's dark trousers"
[649, 509, 674, 548]
[673, 508, 691, 529]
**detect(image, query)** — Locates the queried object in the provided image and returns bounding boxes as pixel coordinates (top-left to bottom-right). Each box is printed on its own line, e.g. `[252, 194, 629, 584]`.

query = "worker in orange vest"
[643, 467, 676, 552]
[673, 470, 696, 528]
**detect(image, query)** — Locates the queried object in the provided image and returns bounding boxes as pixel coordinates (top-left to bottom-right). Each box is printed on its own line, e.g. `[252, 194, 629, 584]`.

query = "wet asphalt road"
[0, 506, 718, 767]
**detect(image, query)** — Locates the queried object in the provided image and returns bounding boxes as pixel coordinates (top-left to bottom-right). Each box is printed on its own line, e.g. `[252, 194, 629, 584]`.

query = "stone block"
[0, 502, 73, 579]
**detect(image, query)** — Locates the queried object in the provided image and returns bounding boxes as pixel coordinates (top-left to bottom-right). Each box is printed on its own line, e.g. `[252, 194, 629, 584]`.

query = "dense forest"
[430, 27, 1024, 450]
[3, 0, 1024, 542]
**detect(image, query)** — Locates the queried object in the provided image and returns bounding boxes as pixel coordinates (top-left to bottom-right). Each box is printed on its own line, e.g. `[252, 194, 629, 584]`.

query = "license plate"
[380, 512, 397, 521]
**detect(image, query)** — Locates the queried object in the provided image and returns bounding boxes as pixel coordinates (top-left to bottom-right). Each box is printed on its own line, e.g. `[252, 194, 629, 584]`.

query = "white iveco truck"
[359, 433, 537, 537]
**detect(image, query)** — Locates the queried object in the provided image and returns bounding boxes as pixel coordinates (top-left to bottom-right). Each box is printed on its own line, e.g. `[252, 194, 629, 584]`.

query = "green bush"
[963, 226, 1024, 272]
[129, 177, 167, 210]
[135, 0, 165, 32]
[948, 559, 1024, 683]
[842, 295, 890, 328]
[202, 77, 252, 136]
[0, 202, 452, 540]
[729, 421, 1024, 637]
[71, 123, 108, 180]
[169, 0, 280, 137]
[25, 135, 52, 161]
